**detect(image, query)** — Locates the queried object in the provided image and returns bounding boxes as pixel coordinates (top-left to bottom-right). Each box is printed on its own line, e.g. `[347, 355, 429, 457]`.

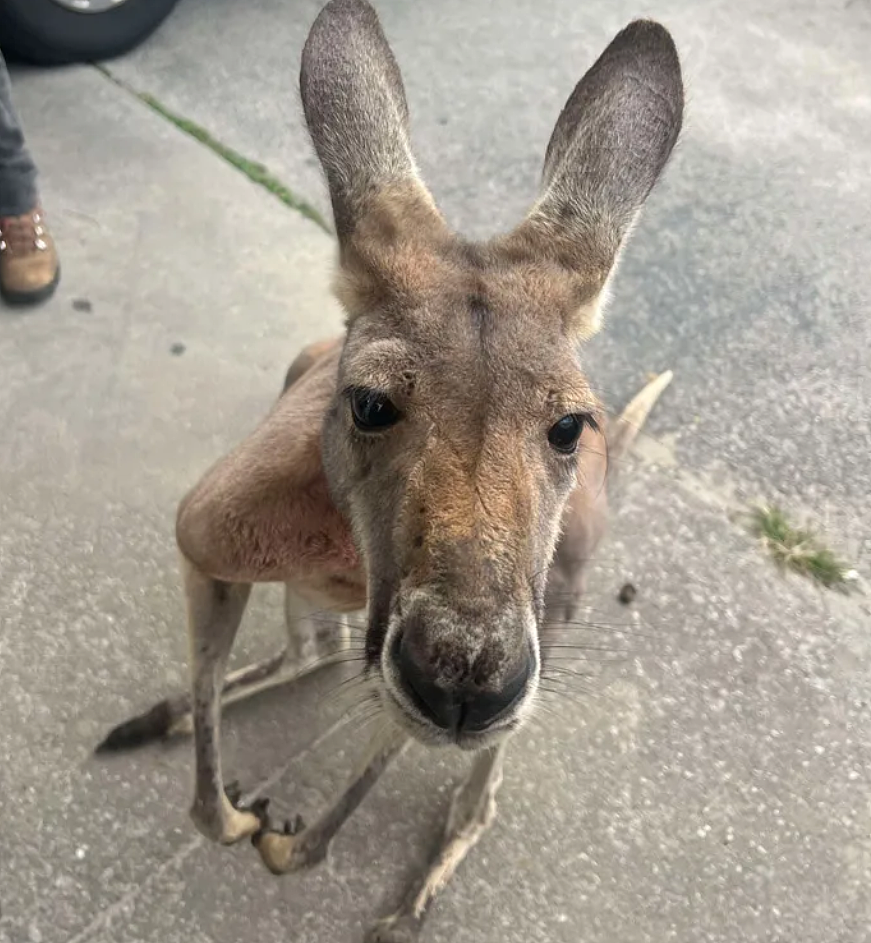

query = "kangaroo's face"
[302, 0, 683, 746]
[323, 239, 606, 747]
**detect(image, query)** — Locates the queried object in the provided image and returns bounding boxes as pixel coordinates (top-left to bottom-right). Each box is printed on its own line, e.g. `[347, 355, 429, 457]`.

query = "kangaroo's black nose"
[394, 633, 531, 732]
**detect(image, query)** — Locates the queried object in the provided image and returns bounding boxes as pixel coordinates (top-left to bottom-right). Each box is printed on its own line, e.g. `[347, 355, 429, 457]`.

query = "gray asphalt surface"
[1, 2, 869, 942]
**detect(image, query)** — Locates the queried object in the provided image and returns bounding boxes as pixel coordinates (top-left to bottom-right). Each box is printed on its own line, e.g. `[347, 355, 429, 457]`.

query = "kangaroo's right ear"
[300, 0, 448, 316]
[501, 20, 684, 338]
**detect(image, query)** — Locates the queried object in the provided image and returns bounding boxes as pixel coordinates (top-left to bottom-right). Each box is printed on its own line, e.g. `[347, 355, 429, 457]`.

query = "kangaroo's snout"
[383, 595, 537, 740]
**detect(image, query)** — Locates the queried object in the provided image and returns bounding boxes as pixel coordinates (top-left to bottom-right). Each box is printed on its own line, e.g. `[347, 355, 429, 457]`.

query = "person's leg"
[0, 48, 59, 306]
[0, 50, 38, 216]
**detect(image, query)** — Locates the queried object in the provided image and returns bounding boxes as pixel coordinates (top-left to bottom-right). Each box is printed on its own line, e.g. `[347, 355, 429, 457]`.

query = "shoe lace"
[0, 211, 48, 255]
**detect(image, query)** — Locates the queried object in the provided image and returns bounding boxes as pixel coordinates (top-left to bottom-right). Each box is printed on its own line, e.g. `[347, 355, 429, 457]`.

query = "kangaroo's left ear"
[500, 20, 684, 337]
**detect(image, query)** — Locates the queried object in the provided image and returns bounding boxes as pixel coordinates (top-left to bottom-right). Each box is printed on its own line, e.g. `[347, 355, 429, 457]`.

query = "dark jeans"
[0, 49, 37, 217]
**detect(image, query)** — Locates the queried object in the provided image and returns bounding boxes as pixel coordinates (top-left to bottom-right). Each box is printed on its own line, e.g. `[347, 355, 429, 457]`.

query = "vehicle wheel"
[0, 0, 180, 66]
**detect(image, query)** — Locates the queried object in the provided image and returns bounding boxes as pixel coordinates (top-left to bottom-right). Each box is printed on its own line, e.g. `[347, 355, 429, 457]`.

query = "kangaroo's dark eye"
[350, 388, 401, 431]
[548, 414, 585, 453]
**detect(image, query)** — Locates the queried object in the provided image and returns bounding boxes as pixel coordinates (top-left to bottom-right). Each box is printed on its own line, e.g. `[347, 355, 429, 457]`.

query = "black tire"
[0, 0, 181, 66]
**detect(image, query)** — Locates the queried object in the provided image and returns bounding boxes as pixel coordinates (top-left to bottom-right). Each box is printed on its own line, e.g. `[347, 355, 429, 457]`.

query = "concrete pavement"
[1, 3, 869, 942]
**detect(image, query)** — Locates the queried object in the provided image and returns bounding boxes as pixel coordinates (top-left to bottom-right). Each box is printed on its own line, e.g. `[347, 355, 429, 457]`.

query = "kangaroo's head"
[301, 0, 683, 748]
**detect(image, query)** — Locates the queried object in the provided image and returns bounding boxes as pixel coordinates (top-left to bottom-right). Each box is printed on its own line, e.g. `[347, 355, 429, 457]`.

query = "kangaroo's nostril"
[393, 632, 532, 733]
[462, 654, 531, 732]
[395, 633, 461, 730]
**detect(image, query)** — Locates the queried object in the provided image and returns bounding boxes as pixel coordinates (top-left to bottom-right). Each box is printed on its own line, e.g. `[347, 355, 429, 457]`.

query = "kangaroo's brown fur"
[99, 2, 683, 939]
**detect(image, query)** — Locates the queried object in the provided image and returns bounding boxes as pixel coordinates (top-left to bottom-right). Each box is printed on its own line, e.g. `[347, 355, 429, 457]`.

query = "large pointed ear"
[501, 20, 684, 337]
[300, 0, 449, 315]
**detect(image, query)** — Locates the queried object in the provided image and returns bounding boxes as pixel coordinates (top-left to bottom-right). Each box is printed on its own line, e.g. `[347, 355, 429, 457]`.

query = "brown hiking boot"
[0, 207, 60, 306]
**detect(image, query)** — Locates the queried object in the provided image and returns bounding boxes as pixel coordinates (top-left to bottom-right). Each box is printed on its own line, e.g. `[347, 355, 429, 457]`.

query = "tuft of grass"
[749, 504, 858, 591]
[95, 66, 330, 233]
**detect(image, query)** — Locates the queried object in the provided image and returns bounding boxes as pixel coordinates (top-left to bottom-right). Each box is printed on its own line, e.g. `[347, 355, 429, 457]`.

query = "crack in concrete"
[64, 710, 361, 943]
[90, 65, 331, 235]
[66, 834, 203, 943]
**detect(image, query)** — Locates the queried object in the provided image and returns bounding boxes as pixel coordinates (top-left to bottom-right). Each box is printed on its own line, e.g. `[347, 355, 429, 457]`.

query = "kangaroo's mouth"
[375, 680, 521, 751]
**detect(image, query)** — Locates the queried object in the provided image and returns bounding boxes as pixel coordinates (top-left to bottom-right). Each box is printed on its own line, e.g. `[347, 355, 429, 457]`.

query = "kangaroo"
[98, 2, 683, 939]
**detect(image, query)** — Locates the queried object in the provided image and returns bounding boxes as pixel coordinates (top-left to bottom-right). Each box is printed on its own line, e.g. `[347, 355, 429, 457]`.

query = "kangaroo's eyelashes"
[349, 387, 402, 431]
[548, 414, 589, 454]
